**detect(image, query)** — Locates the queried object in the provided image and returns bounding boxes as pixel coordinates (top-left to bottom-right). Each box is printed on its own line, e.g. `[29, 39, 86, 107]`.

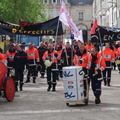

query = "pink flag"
[59, 0, 84, 43]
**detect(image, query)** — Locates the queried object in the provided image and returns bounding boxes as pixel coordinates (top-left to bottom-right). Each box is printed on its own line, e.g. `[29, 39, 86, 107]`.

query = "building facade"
[43, 0, 93, 42]
[93, 0, 120, 28]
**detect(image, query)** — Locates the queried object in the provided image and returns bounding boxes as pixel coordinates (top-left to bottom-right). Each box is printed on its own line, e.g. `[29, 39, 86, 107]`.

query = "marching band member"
[100, 43, 115, 86]
[80, 47, 106, 104]
[42, 44, 59, 92]
[5, 44, 16, 76]
[25, 43, 40, 83]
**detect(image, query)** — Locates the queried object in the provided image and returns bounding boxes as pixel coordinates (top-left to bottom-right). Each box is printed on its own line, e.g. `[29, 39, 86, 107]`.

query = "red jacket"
[82, 53, 106, 72]
[85, 44, 94, 52]
[74, 49, 88, 67]
[116, 47, 120, 57]
[26, 47, 39, 66]
[100, 48, 115, 68]
[42, 49, 59, 63]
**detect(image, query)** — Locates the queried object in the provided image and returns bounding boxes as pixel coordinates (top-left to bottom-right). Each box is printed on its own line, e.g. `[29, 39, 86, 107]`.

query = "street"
[0, 70, 120, 120]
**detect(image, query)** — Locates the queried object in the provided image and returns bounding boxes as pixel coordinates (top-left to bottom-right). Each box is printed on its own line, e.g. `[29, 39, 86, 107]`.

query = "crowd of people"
[0, 40, 120, 104]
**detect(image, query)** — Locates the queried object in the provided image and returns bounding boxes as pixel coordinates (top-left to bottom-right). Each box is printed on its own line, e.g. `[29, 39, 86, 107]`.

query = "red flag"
[90, 19, 98, 35]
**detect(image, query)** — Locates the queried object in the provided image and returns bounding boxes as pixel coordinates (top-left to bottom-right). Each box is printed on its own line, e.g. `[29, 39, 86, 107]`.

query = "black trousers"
[15, 68, 24, 83]
[91, 77, 102, 99]
[7, 68, 10, 77]
[47, 63, 57, 86]
[40, 60, 45, 76]
[27, 66, 37, 80]
[103, 68, 111, 84]
[118, 64, 120, 72]
[58, 63, 63, 76]
[113, 62, 116, 70]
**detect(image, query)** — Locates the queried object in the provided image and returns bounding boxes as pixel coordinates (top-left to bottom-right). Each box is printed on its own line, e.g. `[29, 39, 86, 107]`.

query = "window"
[53, 0, 56, 3]
[20, 35, 39, 46]
[79, 12, 83, 21]
[49, 10, 53, 18]
[49, 0, 52, 4]
[57, 0, 60, 4]
[57, 10, 60, 16]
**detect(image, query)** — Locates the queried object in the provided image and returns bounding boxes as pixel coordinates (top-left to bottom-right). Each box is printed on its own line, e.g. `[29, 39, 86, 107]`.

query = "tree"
[0, 0, 49, 24]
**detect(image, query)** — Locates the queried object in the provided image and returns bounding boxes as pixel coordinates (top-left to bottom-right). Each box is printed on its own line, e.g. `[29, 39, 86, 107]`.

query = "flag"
[74, 30, 84, 43]
[90, 19, 98, 35]
[59, 0, 84, 43]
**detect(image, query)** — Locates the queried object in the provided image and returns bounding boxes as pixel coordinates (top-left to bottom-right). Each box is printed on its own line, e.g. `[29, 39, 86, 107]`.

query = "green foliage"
[0, 0, 49, 24]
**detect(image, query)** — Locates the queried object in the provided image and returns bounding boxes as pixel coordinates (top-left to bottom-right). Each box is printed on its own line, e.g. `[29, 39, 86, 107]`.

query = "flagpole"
[97, 28, 103, 51]
[54, 0, 63, 69]
[54, 0, 63, 44]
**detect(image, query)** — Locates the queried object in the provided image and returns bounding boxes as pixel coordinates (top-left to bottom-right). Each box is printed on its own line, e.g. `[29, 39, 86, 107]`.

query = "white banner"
[59, 0, 84, 43]
[74, 30, 84, 43]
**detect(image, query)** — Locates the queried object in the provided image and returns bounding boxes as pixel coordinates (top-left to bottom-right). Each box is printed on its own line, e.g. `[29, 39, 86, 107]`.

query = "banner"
[0, 16, 63, 36]
[91, 26, 120, 43]
[19, 20, 40, 26]
[74, 30, 83, 43]
[59, 0, 83, 43]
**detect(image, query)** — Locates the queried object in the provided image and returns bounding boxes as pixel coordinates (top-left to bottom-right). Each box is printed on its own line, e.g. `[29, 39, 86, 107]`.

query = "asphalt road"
[0, 70, 120, 120]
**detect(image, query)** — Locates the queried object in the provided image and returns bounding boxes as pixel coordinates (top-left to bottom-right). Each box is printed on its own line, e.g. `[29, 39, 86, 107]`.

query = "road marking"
[0, 107, 120, 115]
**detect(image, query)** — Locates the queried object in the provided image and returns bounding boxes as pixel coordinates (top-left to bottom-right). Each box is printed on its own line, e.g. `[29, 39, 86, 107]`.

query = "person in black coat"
[61, 42, 74, 66]
[37, 42, 47, 78]
[13, 44, 28, 92]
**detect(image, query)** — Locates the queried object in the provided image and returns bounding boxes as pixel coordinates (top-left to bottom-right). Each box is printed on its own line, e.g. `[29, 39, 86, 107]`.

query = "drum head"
[4, 77, 15, 102]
